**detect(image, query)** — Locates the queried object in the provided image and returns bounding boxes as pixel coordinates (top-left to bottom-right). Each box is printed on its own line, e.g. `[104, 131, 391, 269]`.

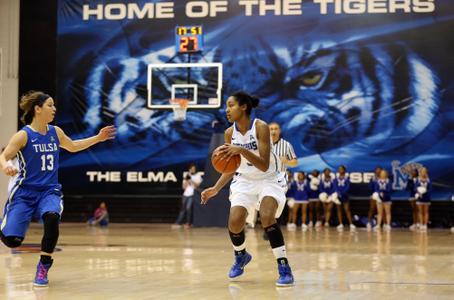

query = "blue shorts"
[1, 185, 63, 238]
[338, 194, 349, 203]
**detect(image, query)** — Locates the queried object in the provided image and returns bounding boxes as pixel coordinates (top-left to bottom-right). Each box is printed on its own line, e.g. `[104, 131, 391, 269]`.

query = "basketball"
[211, 146, 241, 174]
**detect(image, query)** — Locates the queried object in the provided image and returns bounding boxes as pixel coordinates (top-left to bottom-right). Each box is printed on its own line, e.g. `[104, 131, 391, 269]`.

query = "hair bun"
[250, 95, 260, 108]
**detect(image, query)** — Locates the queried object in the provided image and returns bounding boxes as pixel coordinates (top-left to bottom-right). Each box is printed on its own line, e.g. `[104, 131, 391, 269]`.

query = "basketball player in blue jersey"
[201, 91, 294, 286]
[0, 91, 116, 287]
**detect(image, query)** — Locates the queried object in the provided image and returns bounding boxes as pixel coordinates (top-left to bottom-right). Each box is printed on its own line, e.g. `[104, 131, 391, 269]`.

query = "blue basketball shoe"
[228, 251, 252, 279]
[276, 263, 294, 286]
[33, 260, 53, 287]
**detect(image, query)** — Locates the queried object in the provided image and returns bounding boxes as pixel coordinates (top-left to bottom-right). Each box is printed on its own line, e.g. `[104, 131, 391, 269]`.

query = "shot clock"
[175, 25, 204, 53]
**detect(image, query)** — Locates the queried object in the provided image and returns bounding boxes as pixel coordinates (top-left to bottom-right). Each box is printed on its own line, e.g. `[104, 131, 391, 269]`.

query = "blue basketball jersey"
[14, 125, 60, 188]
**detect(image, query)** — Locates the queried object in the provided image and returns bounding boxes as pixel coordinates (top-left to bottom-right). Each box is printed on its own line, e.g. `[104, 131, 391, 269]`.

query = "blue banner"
[56, 0, 454, 200]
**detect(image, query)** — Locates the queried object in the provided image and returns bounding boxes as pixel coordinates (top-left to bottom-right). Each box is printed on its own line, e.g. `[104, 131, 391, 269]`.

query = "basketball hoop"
[169, 98, 189, 121]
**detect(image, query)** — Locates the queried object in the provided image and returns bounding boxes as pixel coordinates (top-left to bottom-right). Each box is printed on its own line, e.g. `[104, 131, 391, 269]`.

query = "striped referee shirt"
[272, 138, 297, 172]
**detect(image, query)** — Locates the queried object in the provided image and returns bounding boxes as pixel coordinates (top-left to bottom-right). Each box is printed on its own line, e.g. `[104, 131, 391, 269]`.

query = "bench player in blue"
[0, 91, 116, 287]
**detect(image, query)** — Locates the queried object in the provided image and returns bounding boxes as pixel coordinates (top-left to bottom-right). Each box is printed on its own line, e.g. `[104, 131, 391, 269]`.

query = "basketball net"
[169, 98, 189, 121]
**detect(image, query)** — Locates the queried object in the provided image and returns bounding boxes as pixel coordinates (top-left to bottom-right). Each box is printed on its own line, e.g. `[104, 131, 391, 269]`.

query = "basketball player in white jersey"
[201, 91, 294, 286]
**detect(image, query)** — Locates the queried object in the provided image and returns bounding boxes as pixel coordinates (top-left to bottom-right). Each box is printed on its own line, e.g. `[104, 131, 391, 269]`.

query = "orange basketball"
[211, 146, 241, 174]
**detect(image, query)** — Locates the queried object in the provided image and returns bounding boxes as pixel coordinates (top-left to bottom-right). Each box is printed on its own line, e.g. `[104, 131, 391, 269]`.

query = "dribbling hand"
[97, 125, 117, 142]
[201, 187, 218, 204]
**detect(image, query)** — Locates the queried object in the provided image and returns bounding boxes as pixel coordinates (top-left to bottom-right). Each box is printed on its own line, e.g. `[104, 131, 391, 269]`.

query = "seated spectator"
[88, 202, 109, 227]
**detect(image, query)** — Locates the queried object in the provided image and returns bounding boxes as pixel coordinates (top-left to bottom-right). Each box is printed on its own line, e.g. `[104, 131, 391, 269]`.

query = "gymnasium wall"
[16, 1, 454, 222]
[0, 0, 19, 211]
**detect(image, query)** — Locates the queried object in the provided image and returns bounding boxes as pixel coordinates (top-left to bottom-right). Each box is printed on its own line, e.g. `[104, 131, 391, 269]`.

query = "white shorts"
[230, 172, 287, 219]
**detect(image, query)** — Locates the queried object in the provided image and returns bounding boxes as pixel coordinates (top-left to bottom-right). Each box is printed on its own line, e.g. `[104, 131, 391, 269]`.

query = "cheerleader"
[373, 169, 392, 231]
[367, 167, 382, 230]
[333, 166, 355, 231]
[407, 169, 419, 230]
[415, 168, 432, 232]
[286, 171, 296, 230]
[319, 168, 336, 227]
[308, 170, 322, 228]
[289, 172, 310, 231]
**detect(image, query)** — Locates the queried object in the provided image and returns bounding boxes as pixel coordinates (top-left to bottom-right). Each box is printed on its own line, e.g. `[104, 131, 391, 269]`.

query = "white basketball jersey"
[231, 119, 281, 179]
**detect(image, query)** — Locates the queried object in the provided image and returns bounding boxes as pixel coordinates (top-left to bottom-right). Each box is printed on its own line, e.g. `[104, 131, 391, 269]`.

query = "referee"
[269, 122, 298, 171]
[260, 122, 298, 238]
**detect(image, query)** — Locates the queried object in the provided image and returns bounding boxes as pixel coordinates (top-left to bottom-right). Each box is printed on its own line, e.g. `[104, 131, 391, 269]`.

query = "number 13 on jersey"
[40, 154, 54, 171]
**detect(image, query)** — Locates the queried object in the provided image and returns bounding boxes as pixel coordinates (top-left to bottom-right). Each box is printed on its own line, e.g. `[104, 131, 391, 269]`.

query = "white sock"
[233, 242, 246, 252]
[272, 245, 287, 259]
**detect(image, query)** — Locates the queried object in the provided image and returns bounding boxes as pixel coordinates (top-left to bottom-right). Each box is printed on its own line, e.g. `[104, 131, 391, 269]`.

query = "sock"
[229, 230, 246, 255]
[264, 223, 289, 265]
[40, 255, 52, 265]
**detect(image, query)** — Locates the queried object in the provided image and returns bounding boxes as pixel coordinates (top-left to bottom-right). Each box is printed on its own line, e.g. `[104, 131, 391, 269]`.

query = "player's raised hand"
[3, 161, 18, 177]
[97, 125, 117, 142]
[201, 187, 218, 204]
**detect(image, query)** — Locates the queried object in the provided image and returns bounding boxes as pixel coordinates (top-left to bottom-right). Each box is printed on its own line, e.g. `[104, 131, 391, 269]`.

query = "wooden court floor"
[1, 224, 454, 300]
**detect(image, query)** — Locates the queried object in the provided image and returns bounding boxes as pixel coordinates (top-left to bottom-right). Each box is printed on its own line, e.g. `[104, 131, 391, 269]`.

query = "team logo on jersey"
[50, 136, 55, 142]
[392, 160, 424, 190]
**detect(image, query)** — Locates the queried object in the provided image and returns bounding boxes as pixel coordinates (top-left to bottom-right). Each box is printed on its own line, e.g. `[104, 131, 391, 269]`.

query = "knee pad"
[43, 212, 60, 225]
[42, 212, 60, 253]
[43, 212, 60, 239]
[0, 232, 23, 248]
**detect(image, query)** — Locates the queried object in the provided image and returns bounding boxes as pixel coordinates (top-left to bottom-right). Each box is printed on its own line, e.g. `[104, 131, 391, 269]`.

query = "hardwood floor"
[1, 224, 453, 299]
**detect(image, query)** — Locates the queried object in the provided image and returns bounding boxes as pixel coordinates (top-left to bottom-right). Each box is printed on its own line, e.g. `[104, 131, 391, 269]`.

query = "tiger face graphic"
[62, 39, 441, 170]
[259, 44, 440, 157]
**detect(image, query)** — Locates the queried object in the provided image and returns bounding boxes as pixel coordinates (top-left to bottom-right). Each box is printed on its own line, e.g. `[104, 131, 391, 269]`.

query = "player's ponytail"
[19, 91, 51, 125]
[250, 95, 259, 108]
[231, 91, 260, 116]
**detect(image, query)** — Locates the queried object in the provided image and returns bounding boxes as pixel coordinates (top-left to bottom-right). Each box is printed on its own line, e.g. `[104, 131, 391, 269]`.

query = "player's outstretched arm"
[55, 125, 116, 153]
